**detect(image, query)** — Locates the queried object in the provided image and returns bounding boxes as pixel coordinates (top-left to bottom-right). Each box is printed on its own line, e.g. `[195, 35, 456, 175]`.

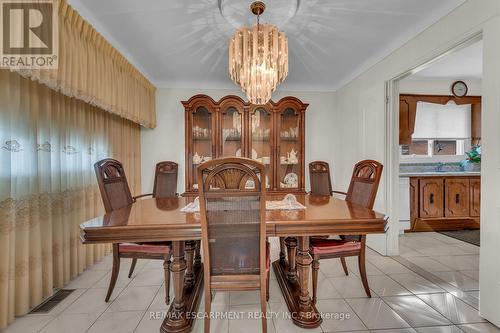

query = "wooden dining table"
[80, 194, 387, 333]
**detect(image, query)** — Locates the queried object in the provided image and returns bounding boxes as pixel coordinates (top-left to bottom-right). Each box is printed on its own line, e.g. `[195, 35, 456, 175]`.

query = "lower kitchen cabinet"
[419, 178, 444, 218]
[409, 176, 480, 232]
[470, 178, 481, 217]
[445, 178, 470, 217]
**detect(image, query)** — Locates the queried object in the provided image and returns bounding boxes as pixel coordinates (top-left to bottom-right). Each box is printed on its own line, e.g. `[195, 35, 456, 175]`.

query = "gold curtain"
[14, 0, 157, 128]
[0, 70, 141, 329]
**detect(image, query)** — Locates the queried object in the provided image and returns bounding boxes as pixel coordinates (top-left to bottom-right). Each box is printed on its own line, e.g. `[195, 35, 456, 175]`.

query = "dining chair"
[94, 158, 172, 303]
[197, 157, 269, 333]
[309, 160, 383, 302]
[127, 160, 180, 278]
[152, 161, 178, 198]
[309, 161, 349, 196]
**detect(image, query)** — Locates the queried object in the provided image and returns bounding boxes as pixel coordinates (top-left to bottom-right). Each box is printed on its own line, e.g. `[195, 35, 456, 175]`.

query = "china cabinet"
[182, 95, 308, 196]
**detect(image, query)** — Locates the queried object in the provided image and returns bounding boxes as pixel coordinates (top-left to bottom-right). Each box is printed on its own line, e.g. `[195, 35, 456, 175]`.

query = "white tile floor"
[3, 232, 499, 333]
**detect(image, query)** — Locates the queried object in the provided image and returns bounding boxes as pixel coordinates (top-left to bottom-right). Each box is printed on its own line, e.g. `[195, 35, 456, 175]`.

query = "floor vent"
[29, 289, 75, 313]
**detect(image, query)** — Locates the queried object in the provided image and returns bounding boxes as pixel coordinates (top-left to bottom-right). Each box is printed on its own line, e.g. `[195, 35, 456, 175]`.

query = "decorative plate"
[284, 173, 298, 186]
[245, 179, 255, 189]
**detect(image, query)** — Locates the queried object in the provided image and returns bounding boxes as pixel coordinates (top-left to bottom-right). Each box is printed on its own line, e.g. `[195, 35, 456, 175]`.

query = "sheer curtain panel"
[0, 70, 141, 328]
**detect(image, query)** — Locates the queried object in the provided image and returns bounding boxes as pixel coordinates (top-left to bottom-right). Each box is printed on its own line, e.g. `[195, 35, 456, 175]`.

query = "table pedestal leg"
[161, 241, 203, 333]
[285, 237, 297, 281]
[194, 240, 201, 269]
[279, 237, 286, 264]
[273, 236, 322, 329]
[184, 240, 196, 288]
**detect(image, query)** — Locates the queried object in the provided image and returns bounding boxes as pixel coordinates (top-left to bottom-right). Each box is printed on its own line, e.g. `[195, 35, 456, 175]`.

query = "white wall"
[399, 78, 482, 95]
[332, 0, 500, 325]
[141, 88, 336, 195]
[478, 16, 500, 327]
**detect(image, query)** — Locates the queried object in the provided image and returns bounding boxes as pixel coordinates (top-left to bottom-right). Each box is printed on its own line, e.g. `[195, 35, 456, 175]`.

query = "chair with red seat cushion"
[94, 159, 175, 303]
[126, 162, 184, 286]
[198, 157, 269, 333]
[309, 160, 383, 302]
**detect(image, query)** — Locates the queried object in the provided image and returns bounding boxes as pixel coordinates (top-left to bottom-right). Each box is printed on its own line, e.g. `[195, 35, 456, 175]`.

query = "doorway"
[383, 33, 487, 324]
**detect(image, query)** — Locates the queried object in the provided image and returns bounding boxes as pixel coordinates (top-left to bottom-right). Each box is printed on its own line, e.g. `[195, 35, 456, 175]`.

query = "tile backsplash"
[399, 162, 464, 173]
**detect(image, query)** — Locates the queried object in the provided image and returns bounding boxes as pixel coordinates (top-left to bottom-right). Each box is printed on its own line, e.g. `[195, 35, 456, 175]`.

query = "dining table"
[80, 194, 388, 333]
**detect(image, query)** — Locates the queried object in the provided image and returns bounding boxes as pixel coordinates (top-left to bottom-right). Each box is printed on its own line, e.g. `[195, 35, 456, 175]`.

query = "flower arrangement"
[461, 145, 481, 172]
[465, 145, 481, 163]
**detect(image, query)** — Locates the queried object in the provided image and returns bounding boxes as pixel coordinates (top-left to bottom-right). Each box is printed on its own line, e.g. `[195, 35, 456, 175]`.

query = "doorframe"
[383, 32, 483, 255]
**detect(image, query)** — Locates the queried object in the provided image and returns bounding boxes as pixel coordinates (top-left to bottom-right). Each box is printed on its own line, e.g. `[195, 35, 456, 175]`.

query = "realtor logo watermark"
[0, 0, 58, 68]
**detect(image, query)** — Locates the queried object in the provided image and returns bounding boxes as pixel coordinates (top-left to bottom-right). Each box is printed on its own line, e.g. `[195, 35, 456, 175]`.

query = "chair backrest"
[153, 161, 178, 198]
[94, 158, 133, 213]
[197, 157, 266, 277]
[345, 160, 383, 209]
[309, 161, 333, 196]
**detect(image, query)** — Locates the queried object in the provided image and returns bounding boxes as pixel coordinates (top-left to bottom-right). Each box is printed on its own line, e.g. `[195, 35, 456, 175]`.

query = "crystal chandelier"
[228, 1, 289, 105]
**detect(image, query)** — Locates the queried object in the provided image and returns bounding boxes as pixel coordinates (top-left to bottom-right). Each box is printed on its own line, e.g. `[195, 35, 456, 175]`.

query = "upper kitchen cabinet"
[399, 94, 481, 145]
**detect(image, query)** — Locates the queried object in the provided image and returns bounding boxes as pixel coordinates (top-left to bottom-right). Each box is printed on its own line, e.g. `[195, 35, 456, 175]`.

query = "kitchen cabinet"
[408, 176, 480, 232]
[470, 178, 481, 217]
[445, 178, 470, 217]
[419, 178, 444, 218]
[399, 94, 481, 145]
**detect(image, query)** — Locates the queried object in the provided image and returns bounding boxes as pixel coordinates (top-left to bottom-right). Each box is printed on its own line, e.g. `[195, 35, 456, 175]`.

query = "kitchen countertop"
[399, 171, 480, 177]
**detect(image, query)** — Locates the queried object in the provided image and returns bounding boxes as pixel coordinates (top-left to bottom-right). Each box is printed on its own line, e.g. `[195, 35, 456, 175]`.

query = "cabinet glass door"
[250, 107, 272, 189]
[221, 106, 243, 158]
[191, 106, 213, 190]
[278, 108, 301, 190]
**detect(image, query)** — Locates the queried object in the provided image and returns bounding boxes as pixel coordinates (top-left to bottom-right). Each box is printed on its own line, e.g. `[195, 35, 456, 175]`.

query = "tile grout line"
[392, 255, 480, 312]
[83, 268, 141, 333]
[132, 280, 166, 333]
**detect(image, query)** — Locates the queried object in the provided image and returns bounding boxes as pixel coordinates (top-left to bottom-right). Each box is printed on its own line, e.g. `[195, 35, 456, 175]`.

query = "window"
[433, 140, 457, 155]
[401, 101, 471, 159]
[401, 139, 465, 157]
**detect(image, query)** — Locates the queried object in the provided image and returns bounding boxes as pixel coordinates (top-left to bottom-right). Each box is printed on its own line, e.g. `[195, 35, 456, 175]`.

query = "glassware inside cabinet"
[279, 108, 300, 189]
[221, 107, 243, 158]
[191, 106, 212, 190]
[250, 107, 272, 189]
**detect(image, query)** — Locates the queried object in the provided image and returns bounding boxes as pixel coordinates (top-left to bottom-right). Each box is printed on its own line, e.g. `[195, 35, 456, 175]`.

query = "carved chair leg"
[128, 258, 137, 278]
[266, 269, 270, 301]
[260, 280, 268, 333]
[312, 258, 319, 305]
[204, 286, 211, 333]
[106, 244, 120, 302]
[358, 236, 371, 298]
[164, 259, 171, 304]
[340, 257, 349, 276]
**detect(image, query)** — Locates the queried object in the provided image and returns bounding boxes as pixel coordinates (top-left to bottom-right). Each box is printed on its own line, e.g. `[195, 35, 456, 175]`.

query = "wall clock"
[451, 81, 468, 97]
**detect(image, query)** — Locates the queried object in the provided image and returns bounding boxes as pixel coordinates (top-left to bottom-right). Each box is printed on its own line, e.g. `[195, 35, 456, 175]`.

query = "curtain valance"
[14, 0, 157, 128]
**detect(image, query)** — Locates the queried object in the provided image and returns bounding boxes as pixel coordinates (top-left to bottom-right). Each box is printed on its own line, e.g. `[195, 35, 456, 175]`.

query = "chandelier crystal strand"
[229, 2, 288, 105]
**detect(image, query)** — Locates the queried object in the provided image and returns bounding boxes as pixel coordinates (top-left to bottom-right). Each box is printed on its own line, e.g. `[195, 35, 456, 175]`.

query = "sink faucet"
[435, 162, 445, 172]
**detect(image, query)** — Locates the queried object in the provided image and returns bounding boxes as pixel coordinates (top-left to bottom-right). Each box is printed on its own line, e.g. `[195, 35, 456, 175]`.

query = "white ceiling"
[410, 40, 483, 80]
[68, 0, 466, 91]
